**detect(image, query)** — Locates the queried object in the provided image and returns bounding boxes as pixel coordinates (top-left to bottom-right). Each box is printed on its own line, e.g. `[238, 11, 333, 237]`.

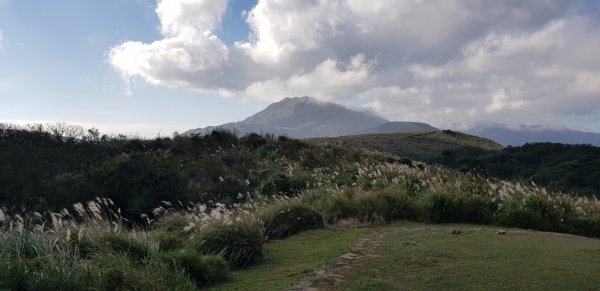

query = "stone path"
[288, 231, 387, 291]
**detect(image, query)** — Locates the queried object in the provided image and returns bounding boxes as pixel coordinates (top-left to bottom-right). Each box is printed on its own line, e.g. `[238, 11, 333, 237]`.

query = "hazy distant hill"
[467, 125, 600, 147]
[354, 121, 439, 135]
[307, 130, 503, 163]
[183, 96, 388, 138]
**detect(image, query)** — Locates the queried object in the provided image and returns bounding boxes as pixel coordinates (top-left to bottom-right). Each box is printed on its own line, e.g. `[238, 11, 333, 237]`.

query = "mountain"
[467, 125, 600, 147]
[183, 96, 389, 138]
[307, 130, 503, 163]
[354, 121, 439, 135]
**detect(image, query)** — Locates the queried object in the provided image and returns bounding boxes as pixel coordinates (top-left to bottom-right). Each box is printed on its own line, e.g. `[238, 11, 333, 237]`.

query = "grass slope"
[219, 222, 600, 290]
[335, 224, 600, 290]
[210, 228, 372, 290]
[306, 130, 503, 163]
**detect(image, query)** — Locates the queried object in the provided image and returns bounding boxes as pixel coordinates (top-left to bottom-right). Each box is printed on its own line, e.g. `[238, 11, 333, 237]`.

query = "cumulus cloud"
[109, 0, 600, 130]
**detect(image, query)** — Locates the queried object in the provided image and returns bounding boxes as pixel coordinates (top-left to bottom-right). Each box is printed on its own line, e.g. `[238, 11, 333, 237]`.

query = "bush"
[97, 254, 197, 291]
[522, 195, 574, 230]
[152, 215, 189, 251]
[322, 190, 360, 223]
[159, 250, 228, 286]
[196, 215, 266, 268]
[259, 201, 323, 240]
[101, 233, 152, 260]
[420, 192, 497, 224]
[321, 188, 417, 224]
[495, 208, 545, 229]
[568, 217, 600, 237]
[356, 189, 417, 222]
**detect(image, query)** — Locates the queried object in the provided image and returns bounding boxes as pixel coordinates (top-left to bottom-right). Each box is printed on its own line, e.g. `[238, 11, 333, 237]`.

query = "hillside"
[467, 125, 600, 146]
[307, 130, 503, 163]
[183, 96, 388, 138]
[354, 121, 439, 135]
[481, 143, 600, 196]
[3, 124, 600, 290]
[308, 130, 600, 196]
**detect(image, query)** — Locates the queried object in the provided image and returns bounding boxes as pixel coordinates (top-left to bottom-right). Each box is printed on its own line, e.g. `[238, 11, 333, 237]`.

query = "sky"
[1, 0, 600, 136]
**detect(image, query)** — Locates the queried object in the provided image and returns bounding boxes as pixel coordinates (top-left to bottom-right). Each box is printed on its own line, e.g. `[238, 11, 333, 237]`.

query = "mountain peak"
[183, 96, 389, 138]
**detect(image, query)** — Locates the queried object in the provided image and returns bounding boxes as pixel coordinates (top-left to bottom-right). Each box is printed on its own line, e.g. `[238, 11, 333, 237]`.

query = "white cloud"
[243, 54, 374, 101]
[109, 0, 600, 130]
[108, 0, 230, 92]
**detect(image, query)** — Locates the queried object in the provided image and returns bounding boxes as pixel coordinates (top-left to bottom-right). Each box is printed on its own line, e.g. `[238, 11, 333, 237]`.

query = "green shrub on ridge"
[259, 200, 324, 240]
[195, 215, 266, 268]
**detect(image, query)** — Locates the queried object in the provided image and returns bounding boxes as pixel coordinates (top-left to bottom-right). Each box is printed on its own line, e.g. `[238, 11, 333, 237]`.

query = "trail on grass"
[289, 226, 489, 291]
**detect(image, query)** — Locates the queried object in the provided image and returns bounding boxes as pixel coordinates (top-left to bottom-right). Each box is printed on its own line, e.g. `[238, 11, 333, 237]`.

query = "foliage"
[158, 250, 228, 286]
[259, 200, 323, 240]
[196, 214, 266, 268]
[419, 191, 497, 224]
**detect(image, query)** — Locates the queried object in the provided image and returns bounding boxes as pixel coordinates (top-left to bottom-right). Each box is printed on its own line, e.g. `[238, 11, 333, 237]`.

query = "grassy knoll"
[334, 224, 600, 290]
[210, 228, 372, 290]
[206, 221, 600, 290]
[306, 130, 503, 163]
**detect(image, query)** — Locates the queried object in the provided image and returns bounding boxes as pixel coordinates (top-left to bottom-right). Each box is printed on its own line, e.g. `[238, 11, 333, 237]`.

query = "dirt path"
[288, 226, 486, 291]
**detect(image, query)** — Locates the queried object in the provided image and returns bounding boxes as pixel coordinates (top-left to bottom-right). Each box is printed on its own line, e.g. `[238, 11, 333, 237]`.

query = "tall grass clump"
[96, 253, 197, 291]
[195, 214, 266, 268]
[259, 199, 323, 240]
[356, 189, 417, 222]
[151, 214, 190, 251]
[418, 191, 497, 224]
[158, 250, 228, 286]
[320, 188, 417, 224]
[99, 232, 153, 260]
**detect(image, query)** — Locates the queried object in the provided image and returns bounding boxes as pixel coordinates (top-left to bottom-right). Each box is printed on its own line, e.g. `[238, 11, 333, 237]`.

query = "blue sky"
[1, 0, 600, 136]
[0, 0, 261, 136]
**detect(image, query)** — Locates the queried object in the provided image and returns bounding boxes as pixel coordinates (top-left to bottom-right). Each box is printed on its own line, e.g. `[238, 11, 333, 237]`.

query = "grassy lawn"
[209, 227, 373, 290]
[210, 222, 600, 290]
[334, 225, 600, 290]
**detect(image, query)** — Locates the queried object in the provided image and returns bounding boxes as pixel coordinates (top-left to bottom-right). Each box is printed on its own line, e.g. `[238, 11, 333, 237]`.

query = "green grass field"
[217, 222, 600, 290]
[209, 228, 372, 290]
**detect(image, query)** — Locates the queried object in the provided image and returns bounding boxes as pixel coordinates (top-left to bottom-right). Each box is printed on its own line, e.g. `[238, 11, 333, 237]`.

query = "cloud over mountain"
[108, 0, 600, 131]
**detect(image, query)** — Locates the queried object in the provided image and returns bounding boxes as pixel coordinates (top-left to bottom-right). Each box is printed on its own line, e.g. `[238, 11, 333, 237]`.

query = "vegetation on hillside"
[308, 130, 600, 196]
[0, 123, 385, 219]
[307, 130, 503, 164]
[2, 124, 600, 289]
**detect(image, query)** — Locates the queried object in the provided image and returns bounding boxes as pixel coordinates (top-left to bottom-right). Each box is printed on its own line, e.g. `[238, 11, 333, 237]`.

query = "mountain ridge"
[467, 125, 600, 147]
[183, 96, 390, 138]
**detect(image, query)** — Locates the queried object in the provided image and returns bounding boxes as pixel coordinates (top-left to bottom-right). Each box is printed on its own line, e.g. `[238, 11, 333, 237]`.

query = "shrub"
[259, 201, 324, 240]
[152, 215, 190, 251]
[259, 173, 313, 196]
[101, 233, 152, 260]
[322, 190, 360, 223]
[152, 230, 187, 251]
[241, 133, 267, 149]
[322, 189, 417, 224]
[568, 217, 600, 238]
[74, 236, 102, 258]
[420, 191, 497, 224]
[97, 254, 196, 291]
[332, 172, 356, 187]
[159, 250, 228, 286]
[495, 208, 544, 229]
[522, 195, 574, 230]
[356, 189, 417, 222]
[196, 215, 266, 268]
